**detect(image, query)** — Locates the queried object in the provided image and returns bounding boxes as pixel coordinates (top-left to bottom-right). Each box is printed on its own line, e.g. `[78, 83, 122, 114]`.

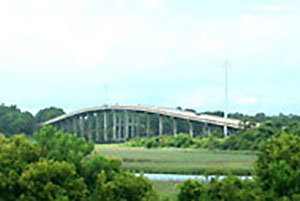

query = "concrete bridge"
[41, 105, 241, 143]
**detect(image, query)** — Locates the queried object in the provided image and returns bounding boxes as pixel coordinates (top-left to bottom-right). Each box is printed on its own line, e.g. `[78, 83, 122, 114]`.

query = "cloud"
[1, 0, 300, 114]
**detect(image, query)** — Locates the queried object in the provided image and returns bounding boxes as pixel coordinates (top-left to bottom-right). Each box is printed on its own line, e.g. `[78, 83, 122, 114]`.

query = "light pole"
[224, 60, 229, 137]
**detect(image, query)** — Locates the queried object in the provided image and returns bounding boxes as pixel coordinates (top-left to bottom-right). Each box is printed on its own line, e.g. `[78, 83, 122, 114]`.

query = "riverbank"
[94, 145, 256, 175]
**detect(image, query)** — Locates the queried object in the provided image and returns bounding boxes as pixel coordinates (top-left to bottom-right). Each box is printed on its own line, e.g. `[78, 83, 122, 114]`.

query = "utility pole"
[224, 60, 229, 137]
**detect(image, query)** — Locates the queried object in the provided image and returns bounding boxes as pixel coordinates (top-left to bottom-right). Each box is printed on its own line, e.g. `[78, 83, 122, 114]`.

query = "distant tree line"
[0, 104, 65, 136]
[129, 118, 300, 151]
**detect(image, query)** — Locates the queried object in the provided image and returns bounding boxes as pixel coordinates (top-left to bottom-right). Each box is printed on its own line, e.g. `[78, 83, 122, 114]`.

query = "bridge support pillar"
[103, 112, 108, 142]
[118, 114, 122, 141]
[224, 126, 228, 137]
[188, 120, 194, 137]
[58, 121, 63, 132]
[125, 111, 129, 140]
[172, 117, 177, 136]
[146, 114, 150, 137]
[131, 114, 135, 138]
[87, 113, 93, 141]
[136, 115, 140, 137]
[95, 113, 100, 143]
[73, 117, 78, 136]
[64, 120, 69, 133]
[113, 111, 117, 141]
[159, 115, 163, 136]
[79, 116, 85, 139]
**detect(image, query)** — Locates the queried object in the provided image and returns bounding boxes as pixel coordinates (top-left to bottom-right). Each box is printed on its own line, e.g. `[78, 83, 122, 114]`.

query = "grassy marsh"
[94, 145, 256, 175]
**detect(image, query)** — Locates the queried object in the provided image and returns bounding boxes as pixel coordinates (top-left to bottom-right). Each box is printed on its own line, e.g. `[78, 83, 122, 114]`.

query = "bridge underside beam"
[46, 106, 239, 143]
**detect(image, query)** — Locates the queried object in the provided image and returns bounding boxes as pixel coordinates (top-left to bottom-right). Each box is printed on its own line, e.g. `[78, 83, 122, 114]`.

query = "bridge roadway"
[41, 105, 241, 142]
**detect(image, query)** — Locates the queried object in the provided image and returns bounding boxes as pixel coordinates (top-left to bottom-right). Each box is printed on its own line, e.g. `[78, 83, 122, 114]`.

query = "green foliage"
[34, 126, 94, 169]
[129, 120, 297, 151]
[255, 135, 300, 199]
[81, 155, 121, 190]
[177, 180, 205, 201]
[204, 177, 260, 201]
[0, 126, 156, 201]
[18, 160, 87, 201]
[177, 177, 261, 201]
[92, 171, 157, 201]
[0, 134, 39, 200]
[177, 134, 300, 201]
[0, 104, 36, 136]
[35, 107, 65, 123]
[130, 133, 196, 149]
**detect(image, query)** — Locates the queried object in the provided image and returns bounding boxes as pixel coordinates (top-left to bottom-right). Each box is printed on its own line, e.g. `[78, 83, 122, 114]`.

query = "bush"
[177, 177, 261, 201]
[18, 160, 87, 201]
[177, 179, 205, 201]
[34, 126, 94, 170]
[255, 135, 300, 199]
[0, 134, 40, 200]
[0, 126, 157, 201]
[92, 171, 157, 201]
[81, 155, 121, 190]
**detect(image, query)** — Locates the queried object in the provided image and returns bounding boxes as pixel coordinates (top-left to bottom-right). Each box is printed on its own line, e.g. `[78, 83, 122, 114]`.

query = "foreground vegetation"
[0, 126, 157, 201]
[177, 134, 300, 201]
[1, 126, 300, 200]
[95, 146, 255, 175]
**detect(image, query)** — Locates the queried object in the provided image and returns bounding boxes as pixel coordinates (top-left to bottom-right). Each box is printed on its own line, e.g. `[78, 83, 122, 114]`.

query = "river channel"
[135, 173, 252, 182]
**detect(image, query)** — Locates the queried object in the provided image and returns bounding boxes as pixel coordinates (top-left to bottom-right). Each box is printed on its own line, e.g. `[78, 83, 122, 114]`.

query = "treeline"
[177, 135, 300, 201]
[0, 126, 157, 201]
[129, 119, 300, 151]
[0, 104, 64, 136]
[178, 106, 300, 126]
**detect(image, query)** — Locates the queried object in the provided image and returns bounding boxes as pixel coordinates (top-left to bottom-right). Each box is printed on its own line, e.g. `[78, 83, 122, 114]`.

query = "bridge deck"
[41, 105, 241, 129]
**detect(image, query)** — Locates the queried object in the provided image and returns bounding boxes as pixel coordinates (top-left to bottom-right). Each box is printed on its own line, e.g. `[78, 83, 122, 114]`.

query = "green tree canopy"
[0, 104, 36, 136]
[255, 134, 300, 199]
[35, 107, 65, 123]
[33, 126, 94, 170]
[0, 127, 157, 201]
[18, 160, 87, 201]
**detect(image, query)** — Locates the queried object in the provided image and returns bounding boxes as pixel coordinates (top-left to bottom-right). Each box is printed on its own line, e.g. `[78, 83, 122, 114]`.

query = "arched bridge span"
[41, 105, 241, 143]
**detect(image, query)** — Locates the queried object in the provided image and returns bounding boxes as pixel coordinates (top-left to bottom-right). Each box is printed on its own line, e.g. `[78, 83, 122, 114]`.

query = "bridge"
[41, 105, 241, 143]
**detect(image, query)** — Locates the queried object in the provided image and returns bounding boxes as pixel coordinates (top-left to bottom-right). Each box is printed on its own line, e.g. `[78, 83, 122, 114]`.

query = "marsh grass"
[94, 146, 256, 175]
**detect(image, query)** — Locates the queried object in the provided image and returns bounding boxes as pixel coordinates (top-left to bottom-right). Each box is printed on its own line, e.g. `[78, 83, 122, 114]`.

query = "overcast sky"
[1, 0, 300, 115]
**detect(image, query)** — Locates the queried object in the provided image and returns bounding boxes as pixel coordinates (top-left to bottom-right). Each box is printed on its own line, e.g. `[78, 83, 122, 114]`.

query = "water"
[135, 173, 252, 182]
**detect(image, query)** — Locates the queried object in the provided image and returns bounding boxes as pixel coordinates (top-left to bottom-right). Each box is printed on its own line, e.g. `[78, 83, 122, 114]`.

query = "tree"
[81, 155, 121, 191]
[0, 134, 40, 200]
[18, 160, 87, 201]
[35, 107, 65, 123]
[92, 171, 157, 201]
[177, 179, 205, 201]
[0, 104, 36, 136]
[34, 126, 94, 170]
[255, 134, 300, 199]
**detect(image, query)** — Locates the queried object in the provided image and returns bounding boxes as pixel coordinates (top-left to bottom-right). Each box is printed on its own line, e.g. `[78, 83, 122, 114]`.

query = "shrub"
[177, 179, 205, 201]
[34, 126, 94, 170]
[92, 171, 157, 201]
[81, 155, 121, 190]
[18, 160, 87, 201]
[0, 134, 40, 200]
[255, 135, 300, 199]
[177, 177, 261, 201]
